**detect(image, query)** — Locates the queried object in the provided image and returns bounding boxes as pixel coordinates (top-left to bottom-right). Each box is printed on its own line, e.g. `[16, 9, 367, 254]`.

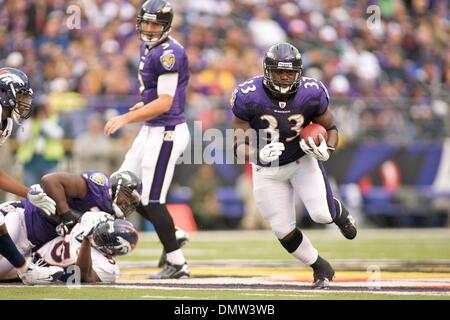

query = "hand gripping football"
[300, 123, 328, 146]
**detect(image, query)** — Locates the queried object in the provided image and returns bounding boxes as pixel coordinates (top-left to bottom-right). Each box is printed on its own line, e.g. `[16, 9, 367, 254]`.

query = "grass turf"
[1, 228, 449, 300]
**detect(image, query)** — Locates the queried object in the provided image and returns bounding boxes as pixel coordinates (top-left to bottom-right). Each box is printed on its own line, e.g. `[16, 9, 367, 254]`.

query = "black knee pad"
[279, 228, 303, 253]
[138, 203, 179, 252]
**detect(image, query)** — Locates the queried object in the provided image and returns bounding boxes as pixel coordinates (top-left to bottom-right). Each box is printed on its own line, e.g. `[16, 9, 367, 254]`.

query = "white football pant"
[119, 123, 190, 205]
[252, 155, 336, 239]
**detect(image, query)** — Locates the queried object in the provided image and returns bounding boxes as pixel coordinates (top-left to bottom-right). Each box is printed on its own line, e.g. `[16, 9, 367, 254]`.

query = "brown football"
[300, 123, 328, 146]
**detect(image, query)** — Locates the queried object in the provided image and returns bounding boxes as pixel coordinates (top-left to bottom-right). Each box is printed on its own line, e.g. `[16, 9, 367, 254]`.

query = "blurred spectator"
[248, 8, 287, 49]
[109, 122, 142, 171]
[0, 0, 447, 103]
[189, 164, 226, 230]
[72, 114, 112, 175]
[16, 98, 65, 186]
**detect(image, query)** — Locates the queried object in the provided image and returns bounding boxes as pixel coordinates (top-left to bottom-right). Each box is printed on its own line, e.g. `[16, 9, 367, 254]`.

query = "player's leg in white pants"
[0, 209, 33, 280]
[120, 123, 190, 267]
[251, 163, 318, 266]
[290, 155, 336, 224]
[119, 123, 190, 205]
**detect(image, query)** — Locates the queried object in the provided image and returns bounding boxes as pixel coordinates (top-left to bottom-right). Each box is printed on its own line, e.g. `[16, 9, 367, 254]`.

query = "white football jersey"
[36, 223, 120, 283]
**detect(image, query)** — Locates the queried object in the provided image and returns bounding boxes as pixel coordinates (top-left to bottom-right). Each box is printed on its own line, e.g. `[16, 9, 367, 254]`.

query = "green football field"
[1, 228, 450, 300]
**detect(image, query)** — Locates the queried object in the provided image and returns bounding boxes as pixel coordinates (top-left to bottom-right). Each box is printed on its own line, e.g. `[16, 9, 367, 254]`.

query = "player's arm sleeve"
[41, 172, 88, 215]
[316, 80, 330, 116]
[230, 89, 252, 122]
[157, 72, 179, 97]
[91, 252, 119, 283]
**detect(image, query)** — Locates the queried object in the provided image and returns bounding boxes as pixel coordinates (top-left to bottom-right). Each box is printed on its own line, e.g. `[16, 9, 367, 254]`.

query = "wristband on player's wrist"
[61, 210, 82, 223]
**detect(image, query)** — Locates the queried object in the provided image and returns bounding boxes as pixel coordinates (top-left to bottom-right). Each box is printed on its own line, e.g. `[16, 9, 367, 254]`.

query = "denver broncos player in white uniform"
[34, 212, 138, 283]
[104, 0, 190, 279]
[231, 43, 357, 288]
[0, 67, 64, 284]
[0, 170, 141, 282]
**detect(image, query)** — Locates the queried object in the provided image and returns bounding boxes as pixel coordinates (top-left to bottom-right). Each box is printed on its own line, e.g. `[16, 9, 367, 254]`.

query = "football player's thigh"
[4, 210, 32, 254]
[118, 126, 150, 177]
[140, 126, 165, 205]
[158, 123, 190, 203]
[252, 171, 296, 239]
[291, 156, 335, 224]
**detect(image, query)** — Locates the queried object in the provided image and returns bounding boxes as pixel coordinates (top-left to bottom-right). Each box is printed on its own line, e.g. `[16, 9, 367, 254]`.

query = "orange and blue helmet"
[92, 219, 139, 256]
[0, 67, 33, 125]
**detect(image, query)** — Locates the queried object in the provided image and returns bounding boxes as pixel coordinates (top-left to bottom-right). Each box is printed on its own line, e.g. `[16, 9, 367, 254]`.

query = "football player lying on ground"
[41, 168, 189, 271]
[33, 211, 138, 283]
[0, 67, 65, 284]
[0, 170, 141, 283]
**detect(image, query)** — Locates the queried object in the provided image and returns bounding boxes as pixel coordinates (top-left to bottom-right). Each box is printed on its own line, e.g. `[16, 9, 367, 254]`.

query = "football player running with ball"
[230, 43, 357, 288]
[0, 67, 64, 284]
[104, 0, 190, 279]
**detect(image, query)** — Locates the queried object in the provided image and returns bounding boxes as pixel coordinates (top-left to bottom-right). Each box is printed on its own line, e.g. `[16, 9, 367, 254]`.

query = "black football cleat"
[311, 256, 335, 289]
[333, 199, 357, 240]
[157, 227, 190, 268]
[335, 214, 357, 240]
[150, 262, 191, 280]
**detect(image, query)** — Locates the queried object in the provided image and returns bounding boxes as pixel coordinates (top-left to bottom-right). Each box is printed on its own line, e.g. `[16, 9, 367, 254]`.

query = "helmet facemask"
[111, 182, 141, 219]
[264, 66, 302, 95]
[11, 88, 33, 125]
[137, 19, 169, 46]
[109, 170, 142, 218]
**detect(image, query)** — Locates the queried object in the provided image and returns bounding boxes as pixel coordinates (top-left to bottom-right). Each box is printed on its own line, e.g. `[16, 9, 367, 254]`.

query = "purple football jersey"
[230, 76, 330, 166]
[22, 170, 113, 246]
[139, 36, 189, 127]
[67, 170, 113, 214]
[21, 200, 58, 247]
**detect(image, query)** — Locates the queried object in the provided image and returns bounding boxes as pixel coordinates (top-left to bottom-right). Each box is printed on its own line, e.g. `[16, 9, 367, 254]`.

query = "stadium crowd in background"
[1, 0, 448, 134]
[0, 0, 449, 227]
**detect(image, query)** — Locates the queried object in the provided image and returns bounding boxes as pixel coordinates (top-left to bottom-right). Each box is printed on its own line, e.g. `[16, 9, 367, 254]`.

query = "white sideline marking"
[241, 293, 319, 298]
[141, 295, 200, 299]
[1, 284, 449, 297]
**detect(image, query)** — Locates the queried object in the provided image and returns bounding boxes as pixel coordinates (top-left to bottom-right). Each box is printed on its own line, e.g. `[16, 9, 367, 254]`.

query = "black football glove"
[56, 210, 82, 236]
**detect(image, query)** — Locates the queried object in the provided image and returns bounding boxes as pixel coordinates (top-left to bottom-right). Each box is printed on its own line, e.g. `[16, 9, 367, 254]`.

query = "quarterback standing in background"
[104, 0, 191, 279]
[0, 67, 63, 284]
[231, 43, 357, 288]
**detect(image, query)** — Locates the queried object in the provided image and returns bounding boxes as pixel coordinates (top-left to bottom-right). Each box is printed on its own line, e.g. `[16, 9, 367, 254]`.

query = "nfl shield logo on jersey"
[279, 102, 286, 109]
[160, 52, 175, 71]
